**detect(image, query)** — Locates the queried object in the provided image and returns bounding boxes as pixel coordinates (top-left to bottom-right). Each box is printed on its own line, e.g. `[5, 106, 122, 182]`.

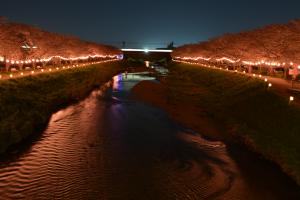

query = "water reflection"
[113, 73, 123, 91]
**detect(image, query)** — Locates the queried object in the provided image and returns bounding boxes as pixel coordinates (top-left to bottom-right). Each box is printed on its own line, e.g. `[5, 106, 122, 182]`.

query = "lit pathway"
[175, 60, 300, 106]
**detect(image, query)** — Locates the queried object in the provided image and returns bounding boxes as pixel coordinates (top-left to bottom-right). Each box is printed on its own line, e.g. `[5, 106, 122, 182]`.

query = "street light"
[145, 61, 150, 67]
[21, 43, 37, 50]
[289, 96, 295, 105]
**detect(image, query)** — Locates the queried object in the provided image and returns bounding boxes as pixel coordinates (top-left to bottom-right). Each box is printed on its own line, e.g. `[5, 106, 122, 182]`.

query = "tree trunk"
[248, 66, 253, 73]
[5, 62, 10, 72]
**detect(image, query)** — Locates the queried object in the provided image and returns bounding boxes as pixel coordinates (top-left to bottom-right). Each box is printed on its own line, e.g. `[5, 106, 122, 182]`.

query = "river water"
[0, 71, 300, 199]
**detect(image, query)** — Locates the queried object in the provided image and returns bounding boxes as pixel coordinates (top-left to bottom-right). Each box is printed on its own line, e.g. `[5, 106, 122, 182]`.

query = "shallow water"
[0, 72, 300, 199]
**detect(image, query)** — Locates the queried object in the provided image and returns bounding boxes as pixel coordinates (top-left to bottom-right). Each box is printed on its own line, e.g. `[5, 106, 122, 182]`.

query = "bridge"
[121, 48, 173, 53]
[121, 48, 173, 61]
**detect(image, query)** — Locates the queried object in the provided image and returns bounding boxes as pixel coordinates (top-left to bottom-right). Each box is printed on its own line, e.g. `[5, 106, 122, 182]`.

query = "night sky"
[2, 0, 300, 49]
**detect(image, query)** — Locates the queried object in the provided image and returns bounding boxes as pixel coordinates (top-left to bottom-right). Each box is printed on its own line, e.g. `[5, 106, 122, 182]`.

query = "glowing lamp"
[9, 74, 13, 78]
[41, 69, 44, 72]
[20, 72, 24, 76]
[31, 71, 35, 74]
[264, 78, 268, 82]
[268, 83, 272, 87]
[290, 96, 294, 102]
[145, 61, 150, 67]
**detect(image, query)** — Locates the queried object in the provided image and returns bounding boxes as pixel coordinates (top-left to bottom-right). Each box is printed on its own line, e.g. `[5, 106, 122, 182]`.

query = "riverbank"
[0, 61, 125, 154]
[131, 62, 300, 185]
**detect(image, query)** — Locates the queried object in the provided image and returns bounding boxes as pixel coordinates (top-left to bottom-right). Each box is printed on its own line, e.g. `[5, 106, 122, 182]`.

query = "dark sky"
[1, 0, 300, 48]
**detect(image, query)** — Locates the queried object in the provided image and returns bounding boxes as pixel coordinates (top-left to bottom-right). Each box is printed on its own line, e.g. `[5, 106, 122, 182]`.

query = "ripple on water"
[0, 74, 300, 200]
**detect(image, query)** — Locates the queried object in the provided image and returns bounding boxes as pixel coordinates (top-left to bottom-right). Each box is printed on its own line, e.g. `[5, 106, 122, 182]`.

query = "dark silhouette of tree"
[167, 41, 175, 49]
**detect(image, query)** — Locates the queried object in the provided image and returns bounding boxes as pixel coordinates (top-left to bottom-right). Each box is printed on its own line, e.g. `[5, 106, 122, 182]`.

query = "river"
[0, 71, 300, 199]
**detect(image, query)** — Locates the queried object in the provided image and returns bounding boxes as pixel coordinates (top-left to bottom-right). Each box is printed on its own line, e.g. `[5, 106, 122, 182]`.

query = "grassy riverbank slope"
[132, 62, 300, 185]
[0, 61, 124, 154]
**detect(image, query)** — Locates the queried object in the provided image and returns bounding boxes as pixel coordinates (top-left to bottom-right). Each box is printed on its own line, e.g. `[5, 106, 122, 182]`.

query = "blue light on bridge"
[117, 54, 124, 60]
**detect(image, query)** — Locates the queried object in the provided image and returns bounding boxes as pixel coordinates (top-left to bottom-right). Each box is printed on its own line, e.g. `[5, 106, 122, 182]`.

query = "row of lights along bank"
[174, 59, 295, 105]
